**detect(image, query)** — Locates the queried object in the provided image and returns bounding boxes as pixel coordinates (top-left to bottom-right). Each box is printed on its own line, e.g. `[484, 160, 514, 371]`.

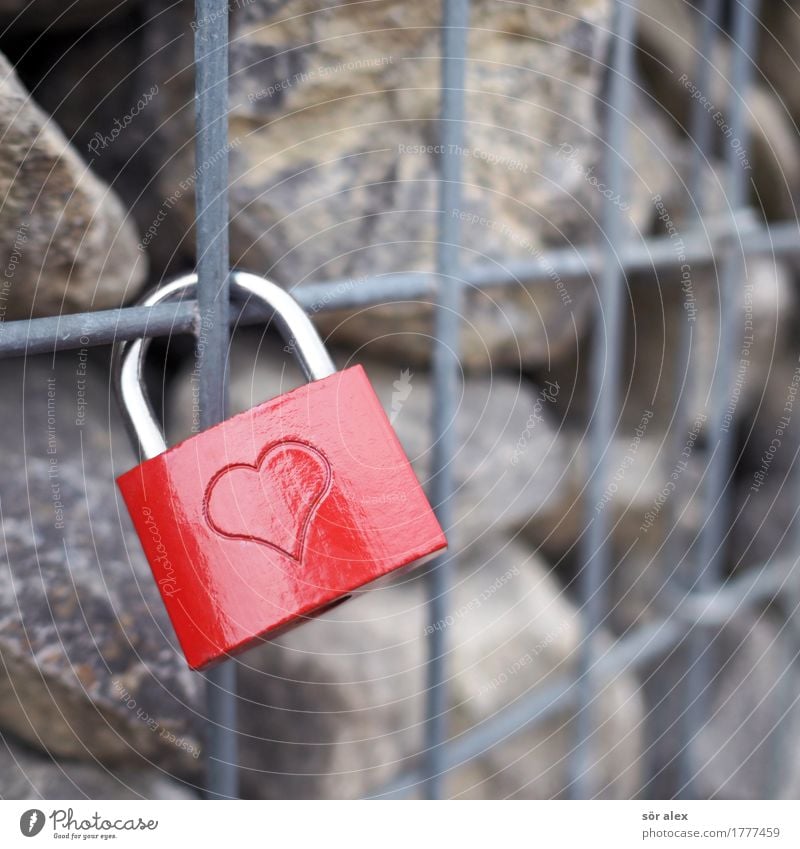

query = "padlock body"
[117, 365, 446, 669]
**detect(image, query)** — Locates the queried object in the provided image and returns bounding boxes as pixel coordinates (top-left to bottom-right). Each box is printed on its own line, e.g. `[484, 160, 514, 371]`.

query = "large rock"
[3, 5, 195, 283]
[0, 53, 145, 318]
[235, 576, 426, 799]
[150, 0, 614, 369]
[636, 0, 800, 218]
[0, 733, 197, 799]
[446, 533, 644, 798]
[0, 1, 137, 30]
[166, 329, 568, 540]
[0, 352, 203, 774]
[520, 417, 711, 632]
[645, 613, 800, 799]
[731, 350, 800, 570]
[232, 530, 644, 799]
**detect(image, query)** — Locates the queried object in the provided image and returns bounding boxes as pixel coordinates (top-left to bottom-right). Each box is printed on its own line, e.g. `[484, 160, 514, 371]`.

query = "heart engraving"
[203, 440, 333, 561]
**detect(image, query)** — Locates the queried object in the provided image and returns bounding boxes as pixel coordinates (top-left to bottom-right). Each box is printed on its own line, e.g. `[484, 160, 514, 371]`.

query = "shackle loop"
[113, 271, 336, 460]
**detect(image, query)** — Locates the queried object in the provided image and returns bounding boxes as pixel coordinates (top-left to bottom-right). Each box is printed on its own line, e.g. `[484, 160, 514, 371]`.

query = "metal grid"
[0, 0, 795, 799]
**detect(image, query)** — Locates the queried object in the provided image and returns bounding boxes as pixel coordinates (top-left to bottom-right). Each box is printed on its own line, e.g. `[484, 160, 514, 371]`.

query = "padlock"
[114, 271, 447, 670]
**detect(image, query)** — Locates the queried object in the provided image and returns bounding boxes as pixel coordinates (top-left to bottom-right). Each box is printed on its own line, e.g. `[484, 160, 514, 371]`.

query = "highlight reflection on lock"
[114, 272, 447, 670]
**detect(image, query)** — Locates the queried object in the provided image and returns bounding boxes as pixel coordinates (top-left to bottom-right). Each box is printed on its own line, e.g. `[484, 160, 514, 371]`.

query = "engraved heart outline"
[202, 439, 333, 562]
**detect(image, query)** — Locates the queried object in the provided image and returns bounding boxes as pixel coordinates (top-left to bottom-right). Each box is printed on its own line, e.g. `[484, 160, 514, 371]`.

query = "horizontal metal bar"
[0, 220, 797, 359]
[372, 554, 798, 799]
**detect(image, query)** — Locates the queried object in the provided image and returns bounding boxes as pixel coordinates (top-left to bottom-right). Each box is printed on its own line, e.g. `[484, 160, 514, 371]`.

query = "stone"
[0, 733, 198, 799]
[151, 0, 616, 369]
[0, 1, 137, 30]
[166, 329, 568, 540]
[445, 533, 644, 798]
[235, 576, 426, 799]
[232, 530, 644, 799]
[636, 0, 800, 218]
[0, 352, 203, 774]
[731, 348, 800, 571]
[0, 52, 146, 319]
[4, 4, 196, 282]
[645, 613, 800, 799]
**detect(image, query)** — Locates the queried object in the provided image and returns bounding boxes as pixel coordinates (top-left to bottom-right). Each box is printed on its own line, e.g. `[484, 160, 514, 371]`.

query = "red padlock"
[114, 272, 446, 669]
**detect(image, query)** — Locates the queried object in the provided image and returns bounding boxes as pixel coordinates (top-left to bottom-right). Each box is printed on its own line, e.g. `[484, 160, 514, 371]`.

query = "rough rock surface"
[0, 53, 145, 318]
[447, 533, 644, 798]
[0, 353, 203, 773]
[636, 0, 800, 218]
[232, 531, 644, 799]
[148, 0, 615, 369]
[235, 577, 427, 799]
[0, 733, 198, 799]
[645, 614, 800, 800]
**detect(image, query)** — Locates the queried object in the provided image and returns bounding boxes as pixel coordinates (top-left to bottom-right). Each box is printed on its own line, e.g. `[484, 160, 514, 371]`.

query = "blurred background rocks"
[0, 0, 798, 800]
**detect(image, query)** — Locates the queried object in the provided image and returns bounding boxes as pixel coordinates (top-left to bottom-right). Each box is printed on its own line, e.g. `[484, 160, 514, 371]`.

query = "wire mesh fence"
[0, 0, 796, 800]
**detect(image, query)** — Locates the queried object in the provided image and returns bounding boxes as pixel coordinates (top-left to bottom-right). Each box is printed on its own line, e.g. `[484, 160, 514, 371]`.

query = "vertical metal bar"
[194, 0, 238, 799]
[689, 0, 723, 196]
[665, 0, 721, 796]
[423, 0, 470, 800]
[568, 0, 636, 799]
[679, 0, 759, 799]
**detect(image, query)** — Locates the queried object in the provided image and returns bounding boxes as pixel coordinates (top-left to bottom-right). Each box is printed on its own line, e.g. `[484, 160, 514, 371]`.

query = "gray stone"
[235, 577, 427, 799]
[0, 733, 197, 799]
[637, 0, 800, 219]
[0, 53, 145, 319]
[6, 5, 197, 284]
[645, 614, 800, 800]
[0, 1, 137, 30]
[731, 350, 800, 571]
[152, 0, 615, 369]
[520, 425, 708, 631]
[445, 533, 644, 798]
[0, 353, 203, 774]
[233, 530, 644, 799]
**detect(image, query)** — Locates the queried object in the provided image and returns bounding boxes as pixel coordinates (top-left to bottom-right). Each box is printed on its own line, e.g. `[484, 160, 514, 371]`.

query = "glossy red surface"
[117, 365, 447, 669]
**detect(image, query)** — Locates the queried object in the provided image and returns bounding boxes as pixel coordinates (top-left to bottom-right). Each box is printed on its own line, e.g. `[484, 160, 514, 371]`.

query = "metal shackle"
[113, 271, 336, 461]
